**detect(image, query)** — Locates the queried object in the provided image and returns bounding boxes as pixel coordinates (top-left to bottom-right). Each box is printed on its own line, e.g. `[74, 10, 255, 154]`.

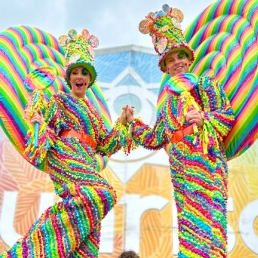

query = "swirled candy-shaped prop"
[24, 66, 58, 148]
[0, 25, 111, 171]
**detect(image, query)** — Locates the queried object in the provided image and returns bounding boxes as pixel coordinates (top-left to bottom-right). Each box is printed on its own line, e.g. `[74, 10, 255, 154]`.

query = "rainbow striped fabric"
[0, 92, 129, 257]
[130, 75, 235, 257]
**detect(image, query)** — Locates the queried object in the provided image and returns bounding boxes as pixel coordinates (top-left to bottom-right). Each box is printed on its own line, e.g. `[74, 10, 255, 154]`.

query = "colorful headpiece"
[139, 4, 195, 73]
[58, 28, 99, 87]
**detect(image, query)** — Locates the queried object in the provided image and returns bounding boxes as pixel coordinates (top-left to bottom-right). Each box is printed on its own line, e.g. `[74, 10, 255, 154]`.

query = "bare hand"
[24, 99, 32, 120]
[120, 105, 135, 125]
[125, 105, 134, 123]
[185, 110, 203, 127]
[30, 111, 44, 128]
[120, 106, 128, 126]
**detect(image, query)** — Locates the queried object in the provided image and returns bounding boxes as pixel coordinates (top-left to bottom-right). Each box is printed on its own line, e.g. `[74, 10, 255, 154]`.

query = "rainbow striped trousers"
[1, 183, 116, 258]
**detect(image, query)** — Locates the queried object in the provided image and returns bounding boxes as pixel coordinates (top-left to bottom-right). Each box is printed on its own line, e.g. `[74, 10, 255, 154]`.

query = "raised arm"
[125, 105, 169, 150]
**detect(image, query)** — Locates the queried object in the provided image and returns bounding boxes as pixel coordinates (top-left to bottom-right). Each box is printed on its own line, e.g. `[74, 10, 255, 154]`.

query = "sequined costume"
[129, 76, 235, 258]
[1, 92, 128, 258]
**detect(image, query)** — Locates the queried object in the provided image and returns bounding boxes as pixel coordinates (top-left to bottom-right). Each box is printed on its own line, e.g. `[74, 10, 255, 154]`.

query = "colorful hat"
[58, 28, 99, 87]
[139, 4, 195, 73]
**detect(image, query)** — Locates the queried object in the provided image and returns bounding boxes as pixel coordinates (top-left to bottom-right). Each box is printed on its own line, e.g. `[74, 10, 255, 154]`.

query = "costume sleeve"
[128, 111, 168, 150]
[96, 118, 131, 156]
[199, 77, 235, 143]
[24, 97, 62, 165]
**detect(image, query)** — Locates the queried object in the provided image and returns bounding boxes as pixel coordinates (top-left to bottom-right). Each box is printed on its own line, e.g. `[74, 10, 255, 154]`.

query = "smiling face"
[69, 66, 92, 98]
[164, 50, 191, 77]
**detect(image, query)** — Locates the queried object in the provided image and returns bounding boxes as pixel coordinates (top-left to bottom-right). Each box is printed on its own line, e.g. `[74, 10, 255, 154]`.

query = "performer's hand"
[119, 105, 135, 125]
[30, 111, 44, 128]
[185, 110, 203, 127]
[126, 106, 134, 123]
[24, 98, 32, 120]
[120, 106, 128, 126]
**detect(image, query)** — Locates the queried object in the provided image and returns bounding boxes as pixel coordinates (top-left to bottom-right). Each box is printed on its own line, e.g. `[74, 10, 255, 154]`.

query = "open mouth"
[76, 83, 84, 88]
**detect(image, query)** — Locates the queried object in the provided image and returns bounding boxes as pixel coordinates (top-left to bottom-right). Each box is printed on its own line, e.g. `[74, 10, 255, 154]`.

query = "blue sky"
[0, 0, 215, 49]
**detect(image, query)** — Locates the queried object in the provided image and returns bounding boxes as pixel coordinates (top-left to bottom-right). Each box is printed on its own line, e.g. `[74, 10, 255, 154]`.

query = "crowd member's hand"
[185, 110, 203, 127]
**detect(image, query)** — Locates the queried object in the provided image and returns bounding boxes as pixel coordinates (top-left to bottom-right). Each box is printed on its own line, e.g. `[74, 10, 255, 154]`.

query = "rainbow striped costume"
[1, 92, 128, 258]
[129, 76, 235, 258]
